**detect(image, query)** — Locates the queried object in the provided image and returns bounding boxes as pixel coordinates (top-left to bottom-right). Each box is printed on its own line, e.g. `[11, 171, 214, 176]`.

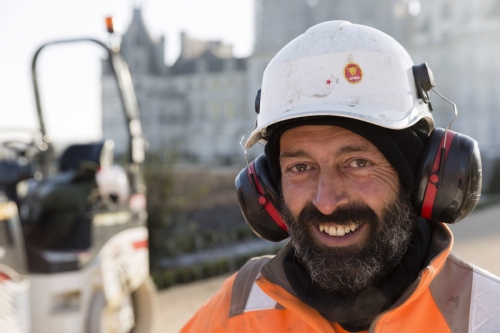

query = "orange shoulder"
[180, 273, 237, 333]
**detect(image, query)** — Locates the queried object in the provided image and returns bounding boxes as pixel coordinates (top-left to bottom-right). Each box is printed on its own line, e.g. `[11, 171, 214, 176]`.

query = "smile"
[319, 222, 361, 237]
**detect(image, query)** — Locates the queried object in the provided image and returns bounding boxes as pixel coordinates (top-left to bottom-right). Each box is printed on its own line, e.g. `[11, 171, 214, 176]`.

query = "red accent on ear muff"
[248, 162, 288, 232]
[421, 131, 455, 219]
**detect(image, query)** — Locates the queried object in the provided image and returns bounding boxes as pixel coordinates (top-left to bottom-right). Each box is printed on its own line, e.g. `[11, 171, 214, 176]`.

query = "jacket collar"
[257, 222, 453, 327]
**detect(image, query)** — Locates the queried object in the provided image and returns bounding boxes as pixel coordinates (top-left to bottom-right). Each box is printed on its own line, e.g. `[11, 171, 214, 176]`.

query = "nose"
[312, 170, 348, 215]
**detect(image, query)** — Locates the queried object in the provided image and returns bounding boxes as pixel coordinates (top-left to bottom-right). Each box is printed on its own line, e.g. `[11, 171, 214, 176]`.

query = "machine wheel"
[130, 277, 159, 333]
[86, 277, 158, 333]
[86, 289, 106, 333]
[86, 289, 134, 333]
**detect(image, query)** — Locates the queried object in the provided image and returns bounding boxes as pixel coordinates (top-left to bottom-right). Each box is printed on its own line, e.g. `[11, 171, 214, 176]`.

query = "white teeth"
[319, 222, 361, 237]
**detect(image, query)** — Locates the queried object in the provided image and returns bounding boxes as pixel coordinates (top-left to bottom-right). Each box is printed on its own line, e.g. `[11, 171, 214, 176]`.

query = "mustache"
[297, 202, 379, 227]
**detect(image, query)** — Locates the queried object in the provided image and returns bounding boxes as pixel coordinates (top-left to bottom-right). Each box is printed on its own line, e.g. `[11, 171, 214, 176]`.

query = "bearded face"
[281, 189, 417, 292]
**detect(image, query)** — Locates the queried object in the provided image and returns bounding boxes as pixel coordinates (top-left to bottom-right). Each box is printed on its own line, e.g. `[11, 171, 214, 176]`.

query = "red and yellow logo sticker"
[344, 63, 363, 84]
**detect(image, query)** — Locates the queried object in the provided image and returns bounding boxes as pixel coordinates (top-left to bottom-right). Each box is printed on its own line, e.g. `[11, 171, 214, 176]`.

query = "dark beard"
[281, 190, 417, 292]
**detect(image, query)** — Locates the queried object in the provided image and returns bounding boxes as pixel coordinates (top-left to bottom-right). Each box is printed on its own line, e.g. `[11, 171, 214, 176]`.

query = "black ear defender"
[412, 63, 482, 223]
[412, 128, 482, 223]
[235, 154, 289, 242]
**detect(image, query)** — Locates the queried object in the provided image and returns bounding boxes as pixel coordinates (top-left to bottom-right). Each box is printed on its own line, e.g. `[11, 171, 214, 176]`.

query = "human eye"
[289, 163, 311, 173]
[347, 159, 370, 168]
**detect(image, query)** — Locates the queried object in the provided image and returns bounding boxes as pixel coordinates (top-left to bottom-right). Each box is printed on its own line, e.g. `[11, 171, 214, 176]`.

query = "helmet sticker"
[326, 79, 332, 85]
[344, 63, 363, 84]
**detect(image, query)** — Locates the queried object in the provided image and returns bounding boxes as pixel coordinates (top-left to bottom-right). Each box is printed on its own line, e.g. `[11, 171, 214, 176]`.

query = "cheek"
[281, 176, 309, 217]
[350, 171, 399, 207]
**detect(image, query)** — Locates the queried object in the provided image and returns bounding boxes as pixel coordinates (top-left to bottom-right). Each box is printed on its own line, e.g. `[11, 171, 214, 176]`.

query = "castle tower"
[121, 8, 167, 76]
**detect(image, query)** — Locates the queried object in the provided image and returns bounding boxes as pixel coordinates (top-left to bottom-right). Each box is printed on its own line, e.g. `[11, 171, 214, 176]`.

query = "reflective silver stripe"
[244, 279, 277, 312]
[430, 253, 473, 333]
[229, 256, 274, 317]
[469, 265, 500, 332]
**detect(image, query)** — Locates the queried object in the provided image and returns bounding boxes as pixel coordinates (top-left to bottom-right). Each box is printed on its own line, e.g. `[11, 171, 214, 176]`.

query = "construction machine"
[0, 18, 158, 333]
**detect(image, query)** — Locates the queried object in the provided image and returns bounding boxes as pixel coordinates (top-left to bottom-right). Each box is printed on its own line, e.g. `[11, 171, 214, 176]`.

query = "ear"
[412, 128, 482, 223]
[235, 154, 289, 242]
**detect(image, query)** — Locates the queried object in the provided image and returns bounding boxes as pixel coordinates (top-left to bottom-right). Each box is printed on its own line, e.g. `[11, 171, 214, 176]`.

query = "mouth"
[313, 222, 367, 247]
[318, 222, 362, 237]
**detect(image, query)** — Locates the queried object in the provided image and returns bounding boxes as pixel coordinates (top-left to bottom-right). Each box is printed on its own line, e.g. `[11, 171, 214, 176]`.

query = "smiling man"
[181, 21, 498, 333]
[278, 124, 413, 294]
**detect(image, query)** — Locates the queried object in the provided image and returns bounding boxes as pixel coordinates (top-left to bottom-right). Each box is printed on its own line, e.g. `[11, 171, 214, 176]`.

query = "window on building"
[199, 79, 206, 90]
[198, 103, 206, 119]
[212, 79, 220, 91]
[177, 80, 185, 91]
[240, 101, 249, 116]
[190, 79, 197, 90]
[211, 101, 221, 119]
[198, 102, 205, 119]
[226, 101, 235, 119]
[190, 102, 197, 119]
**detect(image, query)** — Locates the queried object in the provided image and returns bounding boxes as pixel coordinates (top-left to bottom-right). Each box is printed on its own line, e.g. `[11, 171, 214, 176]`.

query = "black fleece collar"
[261, 218, 434, 332]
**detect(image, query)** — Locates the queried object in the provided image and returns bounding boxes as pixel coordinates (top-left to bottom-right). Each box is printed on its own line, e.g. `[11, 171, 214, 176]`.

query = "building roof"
[122, 8, 156, 49]
[170, 50, 246, 76]
[120, 8, 167, 76]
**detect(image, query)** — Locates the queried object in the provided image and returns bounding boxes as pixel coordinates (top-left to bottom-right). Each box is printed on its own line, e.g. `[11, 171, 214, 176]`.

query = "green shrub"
[151, 245, 283, 290]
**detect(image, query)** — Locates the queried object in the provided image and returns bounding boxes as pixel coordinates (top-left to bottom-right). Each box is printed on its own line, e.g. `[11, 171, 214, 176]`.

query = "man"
[181, 21, 499, 332]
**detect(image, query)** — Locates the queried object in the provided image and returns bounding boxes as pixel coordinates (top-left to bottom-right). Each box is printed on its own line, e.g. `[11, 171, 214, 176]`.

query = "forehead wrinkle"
[280, 143, 372, 160]
[335, 143, 371, 157]
[280, 149, 312, 160]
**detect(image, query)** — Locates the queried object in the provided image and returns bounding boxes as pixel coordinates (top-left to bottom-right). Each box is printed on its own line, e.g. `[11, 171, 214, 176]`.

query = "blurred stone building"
[102, 8, 255, 165]
[103, 1, 500, 167]
[406, 0, 500, 160]
[252, 0, 500, 160]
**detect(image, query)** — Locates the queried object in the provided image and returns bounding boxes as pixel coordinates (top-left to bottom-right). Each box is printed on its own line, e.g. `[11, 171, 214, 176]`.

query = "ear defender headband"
[236, 63, 482, 242]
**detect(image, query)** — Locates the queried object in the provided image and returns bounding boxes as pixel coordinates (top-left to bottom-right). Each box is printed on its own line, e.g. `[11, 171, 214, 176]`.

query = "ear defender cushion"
[235, 154, 289, 242]
[413, 128, 482, 223]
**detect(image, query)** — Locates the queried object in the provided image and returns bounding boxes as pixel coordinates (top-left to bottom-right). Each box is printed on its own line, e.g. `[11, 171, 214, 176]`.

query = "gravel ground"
[155, 203, 500, 332]
[156, 273, 231, 332]
[450, 203, 500, 275]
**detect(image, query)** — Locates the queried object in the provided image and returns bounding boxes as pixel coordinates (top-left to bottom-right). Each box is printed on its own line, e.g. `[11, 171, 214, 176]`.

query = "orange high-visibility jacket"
[181, 223, 500, 333]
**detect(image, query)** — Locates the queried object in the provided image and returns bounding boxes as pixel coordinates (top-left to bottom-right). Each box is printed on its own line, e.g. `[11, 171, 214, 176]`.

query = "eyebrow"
[280, 149, 312, 159]
[334, 144, 370, 157]
[280, 144, 370, 160]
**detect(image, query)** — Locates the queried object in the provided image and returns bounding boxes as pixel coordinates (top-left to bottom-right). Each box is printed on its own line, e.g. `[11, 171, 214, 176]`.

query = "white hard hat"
[246, 21, 435, 148]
